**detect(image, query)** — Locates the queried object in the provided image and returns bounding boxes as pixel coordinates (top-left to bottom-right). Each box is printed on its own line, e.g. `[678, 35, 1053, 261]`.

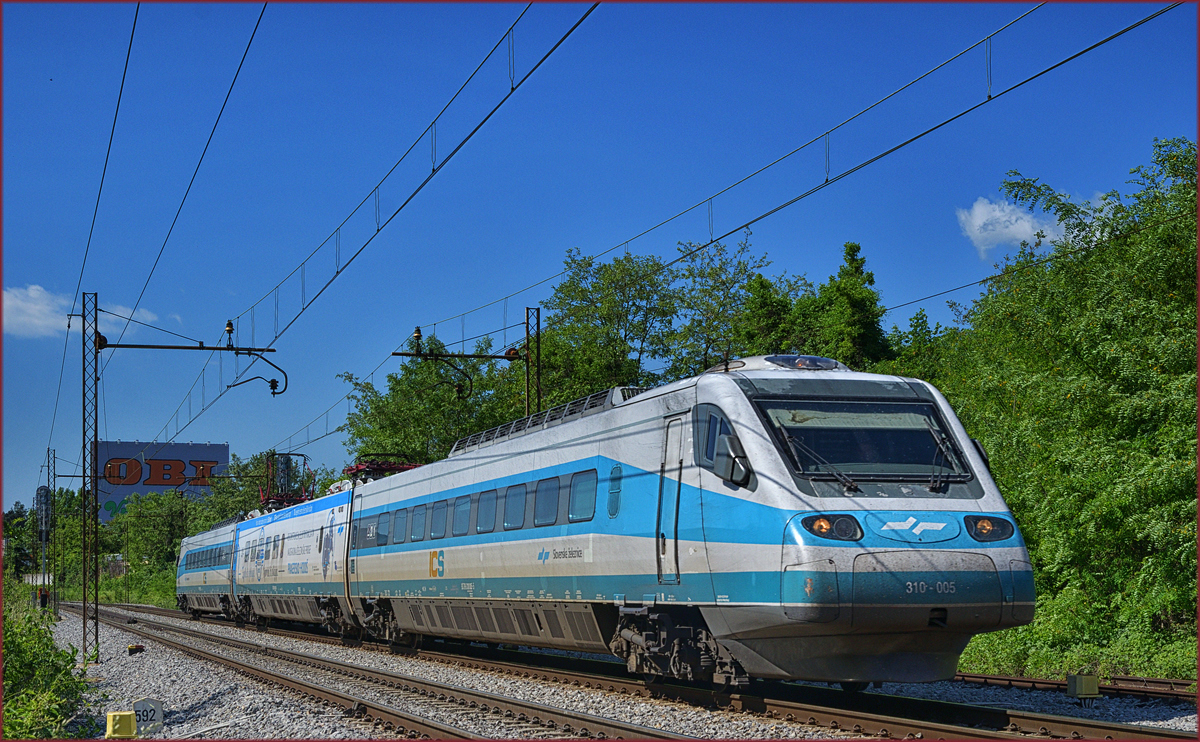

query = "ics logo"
[429, 550, 445, 577]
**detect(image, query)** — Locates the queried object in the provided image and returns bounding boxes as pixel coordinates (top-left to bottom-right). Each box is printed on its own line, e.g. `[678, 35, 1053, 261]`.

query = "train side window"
[393, 509, 408, 544]
[504, 485, 526, 530]
[411, 505, 426, 542]
[569, 470, 598, 522]
[362, 517, 378, 549]
[317, 526, 323, 549]
[452, 496, 471, 537]
[607, 465, 622, 517]
[534, 478, 560, 527]
[431, 500, 448, 539]
[695, 404, 734, 472]
[477, 490, 497, 533]
[377, 512, 390, 546]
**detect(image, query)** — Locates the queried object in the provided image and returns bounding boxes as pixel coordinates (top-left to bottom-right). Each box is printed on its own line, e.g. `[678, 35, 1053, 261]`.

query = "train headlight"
[964, 515, 1014, 541]
[802, 514, 862, 541]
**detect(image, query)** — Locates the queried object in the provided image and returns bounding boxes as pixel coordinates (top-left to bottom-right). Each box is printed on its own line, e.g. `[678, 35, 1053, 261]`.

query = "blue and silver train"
[177, 354, 1035, 688]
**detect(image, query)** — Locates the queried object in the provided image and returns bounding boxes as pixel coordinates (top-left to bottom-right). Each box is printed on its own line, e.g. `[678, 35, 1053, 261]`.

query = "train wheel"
[839, 681, 869, 692]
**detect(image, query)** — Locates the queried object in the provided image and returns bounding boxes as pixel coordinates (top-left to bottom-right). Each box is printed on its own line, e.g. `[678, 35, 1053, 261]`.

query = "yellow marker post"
[104, 711, 137, 739]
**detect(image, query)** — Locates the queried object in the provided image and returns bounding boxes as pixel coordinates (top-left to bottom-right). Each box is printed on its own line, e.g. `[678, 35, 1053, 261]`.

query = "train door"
[348, 491, 363, 602]
[657, 414, 685, 584]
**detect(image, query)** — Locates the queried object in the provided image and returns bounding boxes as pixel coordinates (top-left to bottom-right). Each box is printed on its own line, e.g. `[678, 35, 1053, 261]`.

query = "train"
[177, 354, 1035, 690]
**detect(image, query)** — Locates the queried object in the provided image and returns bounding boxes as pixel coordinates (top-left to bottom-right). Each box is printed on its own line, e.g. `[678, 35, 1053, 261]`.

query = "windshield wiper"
[778, 428, 859, 494]
[923, 418, 958, 492]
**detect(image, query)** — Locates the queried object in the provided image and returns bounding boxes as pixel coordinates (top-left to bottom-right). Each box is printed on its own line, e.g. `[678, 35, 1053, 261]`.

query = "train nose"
[781, 513, 1015, 633]
[850, 550, 1003, 631]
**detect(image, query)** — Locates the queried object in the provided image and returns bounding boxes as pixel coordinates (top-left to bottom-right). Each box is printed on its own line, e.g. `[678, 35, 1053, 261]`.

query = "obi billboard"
[96, 441, 229, 523]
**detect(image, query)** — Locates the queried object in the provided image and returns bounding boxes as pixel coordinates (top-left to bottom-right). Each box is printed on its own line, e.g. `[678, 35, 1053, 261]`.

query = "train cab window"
[392, 510, 408, 544]
[569, 470, 598, 522]
[377, 512, 390, 546]
[534, 478, 560, 527]
[431, 500, 448, 539]
[350, 521, 359, 549]
[504, 485, 526, 530]
[411, 505, 427, 542]
[695, 403, 734, 472]
[452, 496, 471, 537]
[477, 490, 497, 533]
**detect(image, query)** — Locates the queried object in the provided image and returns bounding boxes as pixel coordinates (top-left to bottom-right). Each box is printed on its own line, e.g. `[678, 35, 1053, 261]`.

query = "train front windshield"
[759, 399, 971, 485]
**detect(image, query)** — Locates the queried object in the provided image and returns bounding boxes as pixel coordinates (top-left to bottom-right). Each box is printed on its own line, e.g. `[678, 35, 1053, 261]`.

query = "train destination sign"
[96, 441, 229, 523]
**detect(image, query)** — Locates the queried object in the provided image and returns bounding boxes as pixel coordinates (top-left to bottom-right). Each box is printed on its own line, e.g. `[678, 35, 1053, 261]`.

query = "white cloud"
[956, 197, 1060, 259]
[3, 285, 71, 337]
[3, 285, 160, 338]
[98, 304, 157, 335]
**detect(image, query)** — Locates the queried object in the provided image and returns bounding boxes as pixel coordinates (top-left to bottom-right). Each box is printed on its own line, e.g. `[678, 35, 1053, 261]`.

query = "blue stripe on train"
[231, 567, 1031, 608]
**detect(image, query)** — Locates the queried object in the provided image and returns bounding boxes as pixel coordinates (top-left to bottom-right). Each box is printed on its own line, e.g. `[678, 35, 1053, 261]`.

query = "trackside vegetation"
[2, 578, 94, 738]
[4, 138, 1193, 689]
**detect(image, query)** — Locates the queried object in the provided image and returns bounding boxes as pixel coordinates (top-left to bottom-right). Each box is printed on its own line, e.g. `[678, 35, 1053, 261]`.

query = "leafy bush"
[2, 577, 92, 738]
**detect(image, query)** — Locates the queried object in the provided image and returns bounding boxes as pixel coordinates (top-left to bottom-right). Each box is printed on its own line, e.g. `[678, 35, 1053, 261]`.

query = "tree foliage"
[2, 577, 94, 738]
[883, 137, 1197, 677]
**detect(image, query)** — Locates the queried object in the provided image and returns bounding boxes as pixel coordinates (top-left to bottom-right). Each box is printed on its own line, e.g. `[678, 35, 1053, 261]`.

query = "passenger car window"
[569, 470, 598, 522]
[504, 484, 526, 530]
[410, 505, 426, 542]
[376, 512, 389, 546]
[452, 496, 471, 536]
[534, 478, 559, 527]
[392, 510, 408, 544]
[431, 500, 448, 539]
[477, 490, 497, 533]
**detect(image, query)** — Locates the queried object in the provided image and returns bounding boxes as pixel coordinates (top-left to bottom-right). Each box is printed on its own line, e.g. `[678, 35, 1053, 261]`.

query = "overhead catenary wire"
[136, 2, 1035, 458]
[406, 3, 1048, 335]
[101, 2, 268, 376]
[272, 2, 1178, 457]
[98, 308, 206, 345]
[45, 3, 140, 454]
[273, 320, 525, 452]
[141, 4, 599, 455]
[882, 211, 1192, 315]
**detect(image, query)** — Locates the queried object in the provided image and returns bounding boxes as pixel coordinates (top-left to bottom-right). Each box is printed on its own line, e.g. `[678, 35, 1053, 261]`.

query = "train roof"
[447, 385, 650, 457]
[446, 355, 865, 458]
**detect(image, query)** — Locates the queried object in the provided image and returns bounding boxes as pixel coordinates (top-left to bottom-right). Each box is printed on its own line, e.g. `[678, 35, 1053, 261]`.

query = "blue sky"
[4, 3, 1195, 509]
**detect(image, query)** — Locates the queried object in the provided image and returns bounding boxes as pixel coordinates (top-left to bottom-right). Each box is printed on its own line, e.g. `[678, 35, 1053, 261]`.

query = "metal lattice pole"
[81, 293, 100, 663]
[47, 448, 57, 616]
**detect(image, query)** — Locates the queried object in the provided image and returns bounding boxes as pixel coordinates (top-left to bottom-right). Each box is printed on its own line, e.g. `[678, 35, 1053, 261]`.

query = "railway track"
[67, 604, 692, 740]
[955, 672, 1197, 702]
[90, 603, 1194, 740]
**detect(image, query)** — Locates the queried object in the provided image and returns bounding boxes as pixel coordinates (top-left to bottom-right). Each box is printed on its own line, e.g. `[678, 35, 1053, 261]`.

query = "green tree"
[342, 333, 521, 463]
[3, 501, 34, 577]
[885, 138, 1197, 678]
[668, 231, 811, 377]
[790, 242, 892, 368]
[541, 247, 677, 397]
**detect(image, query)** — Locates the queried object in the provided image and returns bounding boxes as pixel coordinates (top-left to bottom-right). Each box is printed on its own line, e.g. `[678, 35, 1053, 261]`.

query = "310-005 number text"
[905, 580, 955, 594]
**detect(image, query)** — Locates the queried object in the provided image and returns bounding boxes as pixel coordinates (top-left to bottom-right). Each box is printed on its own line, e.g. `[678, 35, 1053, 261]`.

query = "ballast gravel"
[52, 614, 385, 739]
[53, 606, 1195, 739]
